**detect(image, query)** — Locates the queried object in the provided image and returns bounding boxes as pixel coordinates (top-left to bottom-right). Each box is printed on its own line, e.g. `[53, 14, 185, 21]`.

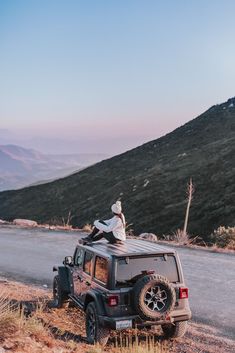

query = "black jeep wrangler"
[52, 238, 191, 345]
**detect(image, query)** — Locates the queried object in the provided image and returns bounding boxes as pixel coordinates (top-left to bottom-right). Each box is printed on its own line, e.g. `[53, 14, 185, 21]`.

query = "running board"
[68, 295, 84, 309]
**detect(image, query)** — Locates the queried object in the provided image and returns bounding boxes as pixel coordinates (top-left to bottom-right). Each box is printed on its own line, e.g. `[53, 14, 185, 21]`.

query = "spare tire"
[133, 274, 176, 320]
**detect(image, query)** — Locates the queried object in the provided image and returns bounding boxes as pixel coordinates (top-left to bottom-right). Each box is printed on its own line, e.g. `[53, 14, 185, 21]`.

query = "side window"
[74, 248, 84, 267]
[94, 256, 108, 285]
[84, 251, 93, 275]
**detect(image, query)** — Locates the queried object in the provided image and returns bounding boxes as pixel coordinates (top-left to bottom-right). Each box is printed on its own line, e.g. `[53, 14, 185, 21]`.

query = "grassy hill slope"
[0, 98, 234, 239]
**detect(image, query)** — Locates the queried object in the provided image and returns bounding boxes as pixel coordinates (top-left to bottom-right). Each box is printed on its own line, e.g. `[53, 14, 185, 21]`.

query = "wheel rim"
[144, 285, 168, 312]
[87, 309, 96, 340]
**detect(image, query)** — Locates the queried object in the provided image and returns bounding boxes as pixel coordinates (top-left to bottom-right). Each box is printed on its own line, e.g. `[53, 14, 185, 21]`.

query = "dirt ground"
[0, 279, 234, 353]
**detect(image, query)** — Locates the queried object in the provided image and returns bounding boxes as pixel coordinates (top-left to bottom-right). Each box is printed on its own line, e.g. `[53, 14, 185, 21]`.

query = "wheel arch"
[84, 291, 104, 315]
[57, 266, 72, 294]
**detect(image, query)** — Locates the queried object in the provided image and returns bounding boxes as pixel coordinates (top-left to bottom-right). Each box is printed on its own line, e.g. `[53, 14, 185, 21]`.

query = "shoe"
[81, 236, 91, 241]
[79, 237, 91, 245]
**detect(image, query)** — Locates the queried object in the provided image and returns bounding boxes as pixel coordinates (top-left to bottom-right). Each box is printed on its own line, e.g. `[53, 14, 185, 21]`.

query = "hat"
[111, 201, 122, 214]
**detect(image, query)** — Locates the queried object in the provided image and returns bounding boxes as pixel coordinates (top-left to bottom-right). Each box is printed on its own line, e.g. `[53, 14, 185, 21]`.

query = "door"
[72, 249, 93, 304]
[72, 248, 85, 298]
[79, 250, 93, 304]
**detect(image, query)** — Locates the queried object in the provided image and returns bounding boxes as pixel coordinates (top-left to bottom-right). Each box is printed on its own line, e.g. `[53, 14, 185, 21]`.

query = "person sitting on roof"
[82, 201, 126, 244]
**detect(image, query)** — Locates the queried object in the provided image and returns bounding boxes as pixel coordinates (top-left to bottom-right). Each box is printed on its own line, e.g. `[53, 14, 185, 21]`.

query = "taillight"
[179, 287, 188, 299]
[107, 295, 119, 306]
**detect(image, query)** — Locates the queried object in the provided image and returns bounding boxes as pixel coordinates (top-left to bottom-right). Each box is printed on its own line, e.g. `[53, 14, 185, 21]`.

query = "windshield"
[116, 255, 179, 287]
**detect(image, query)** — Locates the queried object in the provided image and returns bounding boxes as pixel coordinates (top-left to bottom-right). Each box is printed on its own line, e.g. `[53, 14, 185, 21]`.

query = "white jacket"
[94, 215, 126, 241]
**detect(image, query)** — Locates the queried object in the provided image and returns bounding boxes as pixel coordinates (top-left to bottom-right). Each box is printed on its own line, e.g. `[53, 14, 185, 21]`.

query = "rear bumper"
[99, 310, 192, 330]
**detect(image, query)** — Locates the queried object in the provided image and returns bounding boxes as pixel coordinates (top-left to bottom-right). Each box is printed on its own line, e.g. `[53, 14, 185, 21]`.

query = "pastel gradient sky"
[1, 0, 235, 154]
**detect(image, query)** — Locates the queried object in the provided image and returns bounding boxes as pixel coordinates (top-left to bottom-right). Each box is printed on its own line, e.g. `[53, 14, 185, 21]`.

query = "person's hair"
[114, 212, 125, 226]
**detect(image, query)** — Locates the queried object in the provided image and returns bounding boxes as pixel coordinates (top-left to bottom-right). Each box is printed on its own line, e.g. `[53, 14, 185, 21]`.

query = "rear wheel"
[53, 275, 68, 308]
[162, 321, 188, 339]
[86, 302, 110, 345]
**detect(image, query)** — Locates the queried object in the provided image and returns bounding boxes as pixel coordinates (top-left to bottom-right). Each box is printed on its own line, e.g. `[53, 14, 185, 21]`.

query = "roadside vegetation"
[207, 226, 235, 250]
[163, 226, 235, 251]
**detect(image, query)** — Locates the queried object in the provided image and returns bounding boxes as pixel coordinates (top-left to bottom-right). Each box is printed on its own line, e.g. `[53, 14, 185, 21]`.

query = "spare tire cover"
[133, 274, 176, 320]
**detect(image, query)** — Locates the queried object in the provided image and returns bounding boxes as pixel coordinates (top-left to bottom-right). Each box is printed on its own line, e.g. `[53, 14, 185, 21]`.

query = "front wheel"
[53, 275, 68, 308]
[86, 302, 110, 345]
[162, 321, 188, 339]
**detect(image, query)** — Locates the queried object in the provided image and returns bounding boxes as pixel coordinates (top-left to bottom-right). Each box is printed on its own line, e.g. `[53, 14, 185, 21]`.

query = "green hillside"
[0, 98, 234, 239]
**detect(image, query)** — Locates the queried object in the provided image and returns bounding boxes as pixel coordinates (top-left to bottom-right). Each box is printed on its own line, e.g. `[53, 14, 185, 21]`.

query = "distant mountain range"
[0, 145, 108, 191]
[0, 98, 234, 239]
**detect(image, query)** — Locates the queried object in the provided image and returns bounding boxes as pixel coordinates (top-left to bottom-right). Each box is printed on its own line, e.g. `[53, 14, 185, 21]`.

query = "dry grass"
[112, 333, 169, 353]
[0, 290, 19, 336]
[82, 223, 93, 232]
[0, 280, 234, 353]
[86, 345, 104, 353]
[21, 315, 49, 341]
[86, 339, 168, 353]
[170, 229, 192, 245]
[0, 292, 53, 348]
[171, 226, 235, 251]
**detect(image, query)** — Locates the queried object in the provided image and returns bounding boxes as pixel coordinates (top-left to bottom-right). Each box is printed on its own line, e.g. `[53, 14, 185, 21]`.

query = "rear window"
[116, 255, 179, 286]
[94, 256, 108, 284]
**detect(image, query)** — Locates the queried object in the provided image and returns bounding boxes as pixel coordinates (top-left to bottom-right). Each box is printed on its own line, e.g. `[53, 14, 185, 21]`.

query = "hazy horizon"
[0, 99, 218, 155]
[1, 1, 235, 154]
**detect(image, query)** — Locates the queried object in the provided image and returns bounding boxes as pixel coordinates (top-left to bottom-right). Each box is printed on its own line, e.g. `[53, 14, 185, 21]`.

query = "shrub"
[209, 226, 235, 249]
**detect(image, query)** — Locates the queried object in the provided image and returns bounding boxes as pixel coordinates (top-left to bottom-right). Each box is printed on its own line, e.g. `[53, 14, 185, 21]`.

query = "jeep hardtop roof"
[78, 238, 175, 258]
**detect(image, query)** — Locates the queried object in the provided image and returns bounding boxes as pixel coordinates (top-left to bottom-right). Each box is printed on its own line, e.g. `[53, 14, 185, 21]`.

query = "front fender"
[56, 266, 72, 294]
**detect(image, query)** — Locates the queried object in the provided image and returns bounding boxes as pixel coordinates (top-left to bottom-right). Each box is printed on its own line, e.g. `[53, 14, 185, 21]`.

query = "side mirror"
[64, 256, 73, 266]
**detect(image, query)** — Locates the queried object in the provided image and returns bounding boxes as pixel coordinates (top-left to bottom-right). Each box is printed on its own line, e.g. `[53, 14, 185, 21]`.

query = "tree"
[183, 178, 195, 237]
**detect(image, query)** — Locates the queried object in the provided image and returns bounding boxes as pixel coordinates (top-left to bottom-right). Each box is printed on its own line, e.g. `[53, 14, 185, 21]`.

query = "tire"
[86, 302, 110, 345]
[162, 321, 188, 339]
[53, 275, 68, 308]
[133, 274, 176, 321]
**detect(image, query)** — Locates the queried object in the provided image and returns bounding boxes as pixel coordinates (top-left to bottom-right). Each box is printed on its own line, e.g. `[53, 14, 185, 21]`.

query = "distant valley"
[0, 144, 108, 191]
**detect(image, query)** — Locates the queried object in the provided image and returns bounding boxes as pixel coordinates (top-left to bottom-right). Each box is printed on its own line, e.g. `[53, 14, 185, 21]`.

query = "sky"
[0, 0, 235, 155]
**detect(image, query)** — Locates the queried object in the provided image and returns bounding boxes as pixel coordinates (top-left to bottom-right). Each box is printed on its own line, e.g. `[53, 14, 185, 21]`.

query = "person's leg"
[86, 220, 108, 239]
[85, 221, 107, 239]
[81, 226, 99, 242]
[90, 233, 104, 242]
[88, 227, 100, 238]
[89, 232, 117, 244]
[102, 233, 118, 244]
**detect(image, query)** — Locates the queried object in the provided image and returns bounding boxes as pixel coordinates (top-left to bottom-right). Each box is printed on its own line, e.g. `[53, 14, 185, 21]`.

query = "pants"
[89, 221, 118, 244]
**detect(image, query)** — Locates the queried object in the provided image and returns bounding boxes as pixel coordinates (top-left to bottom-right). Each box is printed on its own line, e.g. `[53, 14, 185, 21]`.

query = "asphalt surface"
[0, 225, 234, 339]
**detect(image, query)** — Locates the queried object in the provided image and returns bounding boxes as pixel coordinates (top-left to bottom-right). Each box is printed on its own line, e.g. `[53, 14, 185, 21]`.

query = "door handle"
[77, 275, 83, 282]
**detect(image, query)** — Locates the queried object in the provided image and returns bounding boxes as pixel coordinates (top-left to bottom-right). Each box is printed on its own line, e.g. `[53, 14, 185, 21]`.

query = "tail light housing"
[107, 295, 119, 306]
[179, 287, 188, 299]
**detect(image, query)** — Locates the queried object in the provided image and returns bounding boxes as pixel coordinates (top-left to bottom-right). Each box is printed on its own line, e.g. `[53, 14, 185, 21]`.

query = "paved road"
[0, 225, 234, 338]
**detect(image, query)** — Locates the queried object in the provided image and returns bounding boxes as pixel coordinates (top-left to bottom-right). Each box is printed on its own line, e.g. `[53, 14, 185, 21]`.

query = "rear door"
[78, 250, 93, 304]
